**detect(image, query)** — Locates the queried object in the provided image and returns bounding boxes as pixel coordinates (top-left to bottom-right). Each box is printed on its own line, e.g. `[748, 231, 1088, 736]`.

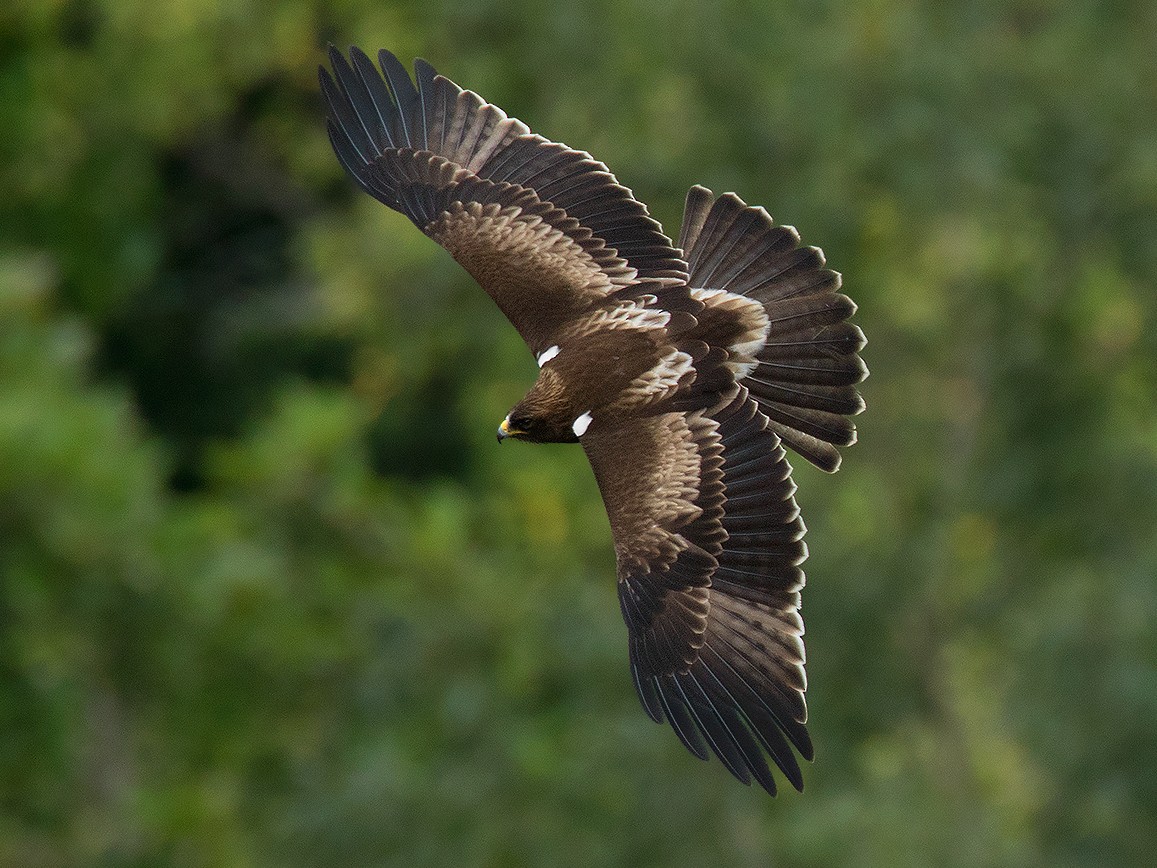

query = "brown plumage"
[321, 46, 866, 795]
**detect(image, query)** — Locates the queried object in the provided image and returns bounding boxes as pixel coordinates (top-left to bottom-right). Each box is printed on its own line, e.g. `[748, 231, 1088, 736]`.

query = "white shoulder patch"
[572, 411, 593, 437]
[536, 344, 561, 367]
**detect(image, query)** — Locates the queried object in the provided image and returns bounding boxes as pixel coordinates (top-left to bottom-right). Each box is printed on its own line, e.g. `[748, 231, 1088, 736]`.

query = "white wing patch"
[570, 294, 671, 336]
[572, 411, 593, 437]
[536, 345, 561, 367]
[615, 348, 695, 409]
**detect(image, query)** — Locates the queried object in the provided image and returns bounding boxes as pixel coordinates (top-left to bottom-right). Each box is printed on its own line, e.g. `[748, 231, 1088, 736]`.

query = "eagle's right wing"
[580, 385, 812, 795]
[320, 47, 687, 355]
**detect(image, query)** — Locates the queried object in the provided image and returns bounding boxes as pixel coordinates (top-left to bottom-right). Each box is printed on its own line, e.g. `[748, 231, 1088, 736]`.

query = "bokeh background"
[3, 1, 1155, 865]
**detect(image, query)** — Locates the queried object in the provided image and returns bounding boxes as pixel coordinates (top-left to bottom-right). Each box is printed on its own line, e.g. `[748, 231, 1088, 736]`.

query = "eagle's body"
[321, 47, 866, 795]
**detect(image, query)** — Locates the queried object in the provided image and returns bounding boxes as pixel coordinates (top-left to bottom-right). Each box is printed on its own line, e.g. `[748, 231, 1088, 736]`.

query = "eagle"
[320, 46, 866, 795]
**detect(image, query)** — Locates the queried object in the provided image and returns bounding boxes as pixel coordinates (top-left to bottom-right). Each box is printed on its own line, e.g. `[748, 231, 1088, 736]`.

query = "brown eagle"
[320, 46, 866, 795]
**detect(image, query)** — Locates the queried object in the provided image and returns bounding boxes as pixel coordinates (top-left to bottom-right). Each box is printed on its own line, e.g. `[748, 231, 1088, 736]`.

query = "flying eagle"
[320, 46, 866, 795]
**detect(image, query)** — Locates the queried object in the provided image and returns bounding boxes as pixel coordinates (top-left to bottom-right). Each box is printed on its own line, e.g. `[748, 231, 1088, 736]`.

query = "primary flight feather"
[320, 46, 866, 795]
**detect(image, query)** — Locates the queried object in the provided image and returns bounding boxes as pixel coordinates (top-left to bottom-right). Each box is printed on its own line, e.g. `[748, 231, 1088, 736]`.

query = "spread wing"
[581, 386, 812, 794]
[320, 46, 687, 354]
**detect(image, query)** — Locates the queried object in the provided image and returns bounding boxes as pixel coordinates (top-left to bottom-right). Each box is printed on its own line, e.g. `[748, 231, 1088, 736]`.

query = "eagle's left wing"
[320, 47, 687, 354]
[581, 385, 812, 795]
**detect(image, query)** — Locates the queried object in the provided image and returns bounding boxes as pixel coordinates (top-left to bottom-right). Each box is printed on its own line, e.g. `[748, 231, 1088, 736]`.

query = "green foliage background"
[2, 1, 1155, 865]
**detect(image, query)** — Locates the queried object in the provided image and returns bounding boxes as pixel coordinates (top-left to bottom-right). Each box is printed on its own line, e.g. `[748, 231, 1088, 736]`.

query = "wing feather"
[376, 48, 421, 146]
[672, 674, 753, 783]
[655, 676, 710, 760]
[350, 48, 398, 149]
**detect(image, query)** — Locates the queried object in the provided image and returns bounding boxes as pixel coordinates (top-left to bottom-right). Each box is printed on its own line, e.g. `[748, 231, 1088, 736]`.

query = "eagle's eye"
[509, 413, 533, 432]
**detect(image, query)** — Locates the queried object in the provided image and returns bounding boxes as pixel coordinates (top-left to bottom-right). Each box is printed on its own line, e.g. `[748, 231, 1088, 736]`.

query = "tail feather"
[679, 184, 715, 257]
[679, 187, 866, 471]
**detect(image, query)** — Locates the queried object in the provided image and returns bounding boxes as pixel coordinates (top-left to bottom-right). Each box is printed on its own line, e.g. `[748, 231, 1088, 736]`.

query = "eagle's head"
[497, 367, 584, 444]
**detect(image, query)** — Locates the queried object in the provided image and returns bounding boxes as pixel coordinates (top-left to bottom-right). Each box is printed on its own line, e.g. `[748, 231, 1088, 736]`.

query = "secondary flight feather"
[320, 46, 866, 794]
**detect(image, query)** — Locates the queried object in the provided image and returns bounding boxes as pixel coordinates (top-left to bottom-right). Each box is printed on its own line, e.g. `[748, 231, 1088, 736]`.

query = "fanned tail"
[679, 186, 866, 472]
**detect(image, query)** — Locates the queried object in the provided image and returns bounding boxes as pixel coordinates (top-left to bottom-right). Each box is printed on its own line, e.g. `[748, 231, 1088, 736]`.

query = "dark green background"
[2, 1, 1154, 865]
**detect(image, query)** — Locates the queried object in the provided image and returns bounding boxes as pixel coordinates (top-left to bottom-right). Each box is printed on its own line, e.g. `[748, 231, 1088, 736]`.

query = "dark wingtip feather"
[349, 46, 399, 150]
[377, 48, 421, 148]
[413, 58, 437, 150]
[324, 46, 388, 164]
[655, 677, 711, 761]
[631, 660, 664, 723]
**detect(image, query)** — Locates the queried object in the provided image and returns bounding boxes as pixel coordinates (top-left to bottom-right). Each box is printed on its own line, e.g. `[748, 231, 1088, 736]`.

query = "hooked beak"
[498, 415, 530, 442]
